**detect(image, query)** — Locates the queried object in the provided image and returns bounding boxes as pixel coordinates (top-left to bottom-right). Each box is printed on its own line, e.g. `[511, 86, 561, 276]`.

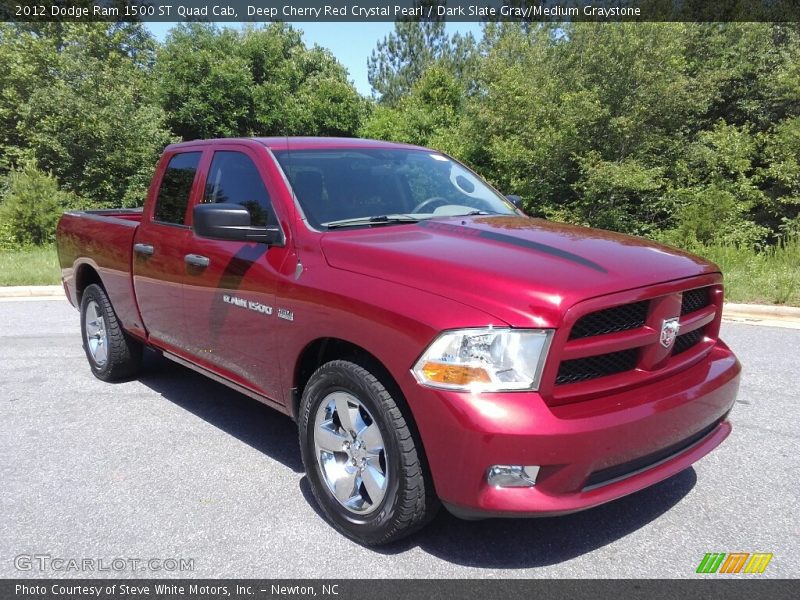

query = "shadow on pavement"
[383, 468, 696, 568]
[137, 350, 303, 473]
[297, 445, 696, 567]
[137, 351, 697, 568]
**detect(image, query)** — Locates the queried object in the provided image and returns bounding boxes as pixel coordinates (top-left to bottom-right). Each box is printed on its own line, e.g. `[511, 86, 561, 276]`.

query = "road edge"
[1, 285, 799, 327]
[0, 284, 64, 298]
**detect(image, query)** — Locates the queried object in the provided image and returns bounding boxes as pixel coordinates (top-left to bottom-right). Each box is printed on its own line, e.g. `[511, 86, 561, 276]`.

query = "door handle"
[184, 254, 210, 268]
[133, 243, 154, 256]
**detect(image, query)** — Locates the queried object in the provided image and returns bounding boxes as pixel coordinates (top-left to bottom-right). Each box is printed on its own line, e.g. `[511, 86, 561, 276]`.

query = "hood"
[320, 215, 718, 327]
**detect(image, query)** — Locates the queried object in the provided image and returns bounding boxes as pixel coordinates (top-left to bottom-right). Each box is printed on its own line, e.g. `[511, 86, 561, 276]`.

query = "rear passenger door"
[182, 145, 290, 400]
[133, 150, 202, 350]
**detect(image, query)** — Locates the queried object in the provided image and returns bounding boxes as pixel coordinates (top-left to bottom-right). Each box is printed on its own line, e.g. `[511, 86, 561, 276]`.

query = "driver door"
[181, 144, 291, 399]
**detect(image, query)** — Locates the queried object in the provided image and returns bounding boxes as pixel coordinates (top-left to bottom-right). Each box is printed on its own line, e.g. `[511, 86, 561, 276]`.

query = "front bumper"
[404, 340, 740, 518]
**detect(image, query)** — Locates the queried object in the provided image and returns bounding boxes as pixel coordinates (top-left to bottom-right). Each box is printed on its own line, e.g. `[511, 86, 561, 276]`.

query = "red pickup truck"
[57, 137, 741, 545]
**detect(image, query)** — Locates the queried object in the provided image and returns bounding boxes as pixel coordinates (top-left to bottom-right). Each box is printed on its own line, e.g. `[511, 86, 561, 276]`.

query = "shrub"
[0, 161, 82, 248]
[659, 185, 769, 250]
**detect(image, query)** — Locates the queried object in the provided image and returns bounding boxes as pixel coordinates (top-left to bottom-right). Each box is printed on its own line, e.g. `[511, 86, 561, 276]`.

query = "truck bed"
[56, 208, 144, 337]
[68, 207, 144, 224]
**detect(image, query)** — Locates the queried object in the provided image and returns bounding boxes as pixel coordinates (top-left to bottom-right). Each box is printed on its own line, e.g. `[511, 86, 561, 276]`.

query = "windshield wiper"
[323, 214, 421, 229]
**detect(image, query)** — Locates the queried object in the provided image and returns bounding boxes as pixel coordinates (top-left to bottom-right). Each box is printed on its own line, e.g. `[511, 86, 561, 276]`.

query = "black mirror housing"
[505, 194, 547, 219]
[506, 194, 523, 209]
[192, 203, 283, 245]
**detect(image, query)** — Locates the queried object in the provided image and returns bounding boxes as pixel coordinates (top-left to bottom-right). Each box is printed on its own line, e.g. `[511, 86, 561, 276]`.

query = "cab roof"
[165, 137, 426, 153]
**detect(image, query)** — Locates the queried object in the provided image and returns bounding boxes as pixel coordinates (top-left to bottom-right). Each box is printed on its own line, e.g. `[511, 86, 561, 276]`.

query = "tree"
[759, 116, 800, 233]
[155, 24, 252, 141]
[155, 23, 365, 141]
[367, 21, 477, 105]
[450, 23, 800, 243]
[0, 23, 173, 208]
[360, 64, 464, 149]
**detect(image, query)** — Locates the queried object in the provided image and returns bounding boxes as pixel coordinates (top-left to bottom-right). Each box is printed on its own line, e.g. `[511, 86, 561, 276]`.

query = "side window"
[153, 152, 201, 225]
[203, 151, 274, 226]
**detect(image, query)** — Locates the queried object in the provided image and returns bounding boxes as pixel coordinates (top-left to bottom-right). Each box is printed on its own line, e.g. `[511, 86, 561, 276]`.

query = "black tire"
[299, 360, 438, 545]
[79, 284, 142, 381]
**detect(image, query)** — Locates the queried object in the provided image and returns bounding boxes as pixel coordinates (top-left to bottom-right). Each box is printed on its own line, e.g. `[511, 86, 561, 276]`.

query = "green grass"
[0, 239, 798, 306]
[697, 237, 800, 306]
[0, 245, 61, 286]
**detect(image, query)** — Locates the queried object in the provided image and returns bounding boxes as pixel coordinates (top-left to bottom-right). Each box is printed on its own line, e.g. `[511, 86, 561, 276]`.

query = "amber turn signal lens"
[419, 362, 492, 386]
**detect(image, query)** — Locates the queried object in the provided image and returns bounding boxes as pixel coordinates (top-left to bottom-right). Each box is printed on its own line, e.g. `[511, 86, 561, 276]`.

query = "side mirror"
[193, 203, 284, 245]
[506, 194, 546, 219]
[506, 194, 523, 209]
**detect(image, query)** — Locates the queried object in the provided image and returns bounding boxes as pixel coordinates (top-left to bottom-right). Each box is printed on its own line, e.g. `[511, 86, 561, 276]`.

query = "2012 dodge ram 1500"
[56, 137, 741, 545]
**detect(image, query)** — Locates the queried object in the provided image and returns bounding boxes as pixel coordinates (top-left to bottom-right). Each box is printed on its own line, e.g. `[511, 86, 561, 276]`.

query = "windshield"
[272, 148, 516, 229]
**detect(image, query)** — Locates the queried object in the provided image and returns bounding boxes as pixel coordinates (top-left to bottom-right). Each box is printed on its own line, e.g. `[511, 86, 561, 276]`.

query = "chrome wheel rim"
[84, 300, 108, 367]
[313, 391, 388, 515]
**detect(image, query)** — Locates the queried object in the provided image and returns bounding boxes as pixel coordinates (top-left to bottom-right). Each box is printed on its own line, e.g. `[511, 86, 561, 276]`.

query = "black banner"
[2, 0, 800, 23]
[2, 579, 799, 600]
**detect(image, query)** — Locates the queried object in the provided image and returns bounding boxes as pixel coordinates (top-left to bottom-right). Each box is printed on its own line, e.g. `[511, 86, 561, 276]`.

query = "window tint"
[153, 152, 201, 225]
[203, 151, 274, 226]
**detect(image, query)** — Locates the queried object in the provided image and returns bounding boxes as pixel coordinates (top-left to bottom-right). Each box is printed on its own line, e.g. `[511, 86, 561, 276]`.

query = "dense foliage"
[0, 21, 365, 247]
[367, 21, 478, 106]
[364, 22, 800, 250]
[0, 160, 83, 248]
[156, 23, 366, 140]
[0, 21, 798, 257]
[0, 23, 174, 210]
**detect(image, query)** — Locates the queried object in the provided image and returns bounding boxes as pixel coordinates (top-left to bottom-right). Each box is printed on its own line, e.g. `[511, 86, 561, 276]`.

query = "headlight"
[412, 328, 553, 392]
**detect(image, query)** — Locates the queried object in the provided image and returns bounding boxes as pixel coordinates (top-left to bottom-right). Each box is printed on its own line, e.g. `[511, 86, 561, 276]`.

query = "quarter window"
[203, 151, 274, 226]
[153, 152, 201, 225]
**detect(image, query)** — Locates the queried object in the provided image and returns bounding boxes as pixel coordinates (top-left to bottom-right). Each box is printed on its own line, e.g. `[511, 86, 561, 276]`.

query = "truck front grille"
[569, 301, 649, 340]
[541, 281, 723, 406]
[556, 349, 639, 385]
[680, 287, 710, 315]
[672, 328, 704, 355]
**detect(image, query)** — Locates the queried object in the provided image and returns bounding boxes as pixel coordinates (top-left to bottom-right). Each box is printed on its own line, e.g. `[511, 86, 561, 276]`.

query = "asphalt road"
[1, 299, 798, 578]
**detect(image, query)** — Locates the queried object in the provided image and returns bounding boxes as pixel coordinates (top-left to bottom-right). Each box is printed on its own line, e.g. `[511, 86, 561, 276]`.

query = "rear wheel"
[299, 360, 437, 545]
[80, 284, 142, 381]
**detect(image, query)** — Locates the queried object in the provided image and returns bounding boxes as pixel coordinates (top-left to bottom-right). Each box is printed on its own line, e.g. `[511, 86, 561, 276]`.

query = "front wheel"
[299, 360, 437, 545]
[80, 284, 142, 381]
